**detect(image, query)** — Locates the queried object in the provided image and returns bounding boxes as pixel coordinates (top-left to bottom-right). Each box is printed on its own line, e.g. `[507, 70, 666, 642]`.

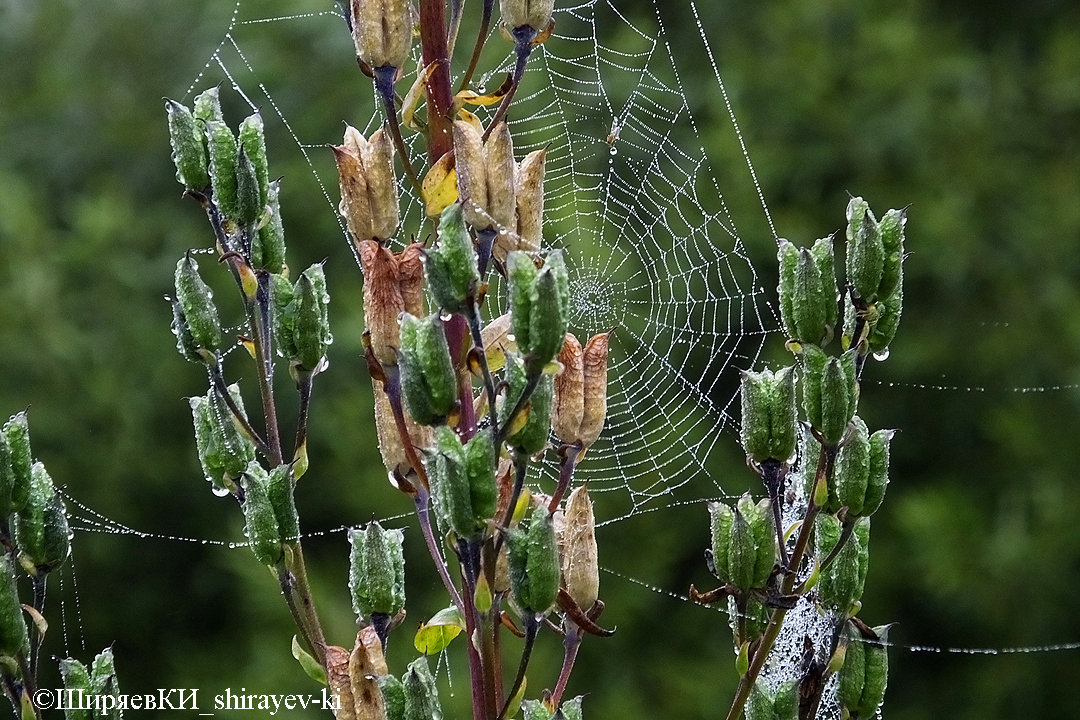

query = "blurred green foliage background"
[1, 0, 1079, 718]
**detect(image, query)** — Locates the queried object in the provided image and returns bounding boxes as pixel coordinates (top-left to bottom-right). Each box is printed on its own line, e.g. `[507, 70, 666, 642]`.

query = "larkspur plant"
[692, 198, 906, 719]
[155, 0, 614, 719]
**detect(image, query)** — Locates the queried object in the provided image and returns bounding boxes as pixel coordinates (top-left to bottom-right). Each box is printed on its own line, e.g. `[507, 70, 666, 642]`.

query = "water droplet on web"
[872, 347, 890, 361]
[609, 146, 618, 155]
[211, 485, 231, 497]
[439, 311, 453, 322]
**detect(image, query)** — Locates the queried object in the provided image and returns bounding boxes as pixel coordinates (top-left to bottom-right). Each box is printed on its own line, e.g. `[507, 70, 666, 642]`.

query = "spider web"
[53, 0, 1080, 717]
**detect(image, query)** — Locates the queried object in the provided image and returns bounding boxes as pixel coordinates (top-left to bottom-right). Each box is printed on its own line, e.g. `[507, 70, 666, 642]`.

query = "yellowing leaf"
[457, 108, 484, 136]
[403, 61, 439, 132]
[291, 635, 328, 686]
[414, 605, 466, 654]
[422, 153, 458, 217]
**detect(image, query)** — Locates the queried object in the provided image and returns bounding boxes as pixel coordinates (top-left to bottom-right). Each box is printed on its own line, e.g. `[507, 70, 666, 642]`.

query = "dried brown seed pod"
[359, 240, 405, 367]
[560, 485, 599, 611]
[579, 332, 611, 448]
[552, 333, 585, 445]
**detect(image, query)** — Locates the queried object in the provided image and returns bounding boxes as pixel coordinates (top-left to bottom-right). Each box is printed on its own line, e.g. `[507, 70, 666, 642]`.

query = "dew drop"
[872, 347, 890, 361]
[211, 485, 231, 497]
[439, 311, 453, 322]
[609, 146, 618, 156]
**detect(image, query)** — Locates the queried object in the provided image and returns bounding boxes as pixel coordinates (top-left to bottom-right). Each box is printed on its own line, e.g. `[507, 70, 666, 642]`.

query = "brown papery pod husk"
[397, 242, 426, 318]
[349, 626, 389, 720]
[453, 120, 488, 228]
[373, 379, 430, 478]
[362, 128, 399, 241]
[350, 0, 413, 70]
[326, 645, 357, 720]
[484, 121, 517, 231]
[334, 144, 374, 244]
[514, 148, 546, 254]
[579, 332, 611, 448]
[359, 240, 405, 366]
[552, 333, 585, 444]
[562, 485, 599, 611]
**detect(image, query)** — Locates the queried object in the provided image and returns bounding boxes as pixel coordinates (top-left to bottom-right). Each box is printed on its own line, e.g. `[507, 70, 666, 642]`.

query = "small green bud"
[801, 346, 858, 445]
[846, 197, 887, 302]
[709, 494, 773, 591]
[522, 699, 553, 720]
[746, 678, 797, 720]
[837, 623, 866, 712]
[234, 146, 263, 228]
[778, 238, 836, 345]
[379, 674, 407, 720]
[399, 314, 457, 425]
[464, 429, 498, 528]
[810, 236, 839, 333]
[190, 384, 256, 491]
[205, 119, 240, 223]
[253, 179, 286, 274]
[192, 86, 223, 125]
[0, 554, 29, 657]
[2, 412, 32, 514]
[794, 248, 827, 342]
[425, 203, 479, 314]
[739, 366, 797, 463]
[507, 251, 538, 355]
[857, 627, 890, 717]
[291, 263, 331, 372]
[431, 426, 475, 538]
[527, 251, 570, 370]
[268, 272, 296, 357]
[90, 647, 122, 720]
[174, 253, 222, 355]
[238, 112, 270, 209]
[777, 240, 799, 340]
[501, 353, 553, 455]
[508, 508, 560, 616]
[833, 417, 871, 515]
[15, 462, 69, 572]
[707, 501, 734, 581]
[171, 298, 201, 363]
[0, 432, 12, 519]
[868, 287, 902, 354]
[556, 696, 584, 720]
[863, 428, 894, 516]
[241, 463, 283, 566]
[165, 99, 210, 190]
[349, 521, 406, 620]
[877, 208, 906, 300]
[59, 657, 94, 720]
[403, 656, 443, 720]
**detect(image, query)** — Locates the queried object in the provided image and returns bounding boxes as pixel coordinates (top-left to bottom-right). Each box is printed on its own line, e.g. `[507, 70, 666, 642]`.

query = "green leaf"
[291, 635, 327, 686]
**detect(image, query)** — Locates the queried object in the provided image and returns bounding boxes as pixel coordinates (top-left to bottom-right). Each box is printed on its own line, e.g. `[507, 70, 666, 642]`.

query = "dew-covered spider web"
[53, 0, 1080, 715]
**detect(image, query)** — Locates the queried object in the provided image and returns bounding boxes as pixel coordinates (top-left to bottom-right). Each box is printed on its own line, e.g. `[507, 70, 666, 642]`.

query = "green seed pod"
[59, 657, 94, 720]
[877, 209, 906, 300]
[403, 656, 443, 720]
[746, 679, 772, 720]
[773, 679, 798, 720]
[857, 627, 890, 717]
[811, 236, 838, 334]
[815, 350, 858, 445]
[431, 426, 475, 537]
[425, 203, 479, 314]
[728, 497, 756, 591]
[509, 509, 560, 616]
[292, 263, 331, 372]
[270, 272, 296, 359]
[253, 179, 286, 274]
[854, 516, 871, 602]
[241, 463, 283, 566]
[464, 429, 497, 528]
[2, 412, 32, 514]
[90, 647, 121, 720]
[846, 199, 883, 302]
[379, 674, 407, 720]
[833, 417, 870, 515]
[192, 86, 223, 125]
[205, 119, 240, 223]
[190, 384, 256, 491]
[707, 501, 734, 581]
[837, 623, 866, 712]
[234, 146, 263, 228]
[165, 99, 210, 190]
[522, 699, 553, 720]
[817, 515, 870, 614]
[868, 287, 902, 354]
[556, 696, 584, 720]
[266, 464, 299, 543]
[171, 298, 201, 363]
[174, 253, 221, 355]
[528, 252, 569, 370]
[0, 433, 12, 519]
[799, 344, 828, 432]
[777, 240, 799, 340]
[349, 521, 406, 620]
[15, 462, 67, 571]
[739, 366, 797, 463]
[398, 314, 457, 425]
[0, 554, 29, 657]
[862, 429, 894, 517]
[502, 353, 553, 455]
[238, 113, 270, 209]
[751, 497, 776, 588]
[746, 678, 797, 720]
[743, 597, 769, 643]
[790, 248, 827, 345]
[507, 251, 538, 354]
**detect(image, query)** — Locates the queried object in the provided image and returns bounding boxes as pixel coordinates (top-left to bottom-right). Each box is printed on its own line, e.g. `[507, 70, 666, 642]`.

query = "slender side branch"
[414, 487, 465, 612]
[498, 614, 540, 720]
[372, 65, 424, 196]
[458, 0, 495, 93]
[293, 372, 313, 464]
[551, 623, 583, 708]
[208, 363, 271, 458]
[465, 303, 500, 431]
[483, 27, 538, 141]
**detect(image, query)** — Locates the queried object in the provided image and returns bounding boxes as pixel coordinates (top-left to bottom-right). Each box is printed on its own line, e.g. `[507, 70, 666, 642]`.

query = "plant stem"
[418, 0, 456, 162]
[458, 0, 495, 93]
[293, 373, 313, 465]
[495, 373, 540, 447]
[724, 446, 833, 720]
[16, 653, 42, 720]
[29, 572, 45, 677]
[498, 614, 539, 720]
[373, 65, 424, 196]
[465, 302, 500, 432]
[414, 487, 465, 612]
[282, 542, 328, 667]
[382, 366, 431, 489]
[447, 0, 465, 56]
[244, 272, 283, 466]
[458, 539, 490, 720]
[549, 444, 582, 513]
[551, 623, 583, 707]
[208, 363, 271, 458]
[482, 28, 537, 141]
[494, 453, 529, 556]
